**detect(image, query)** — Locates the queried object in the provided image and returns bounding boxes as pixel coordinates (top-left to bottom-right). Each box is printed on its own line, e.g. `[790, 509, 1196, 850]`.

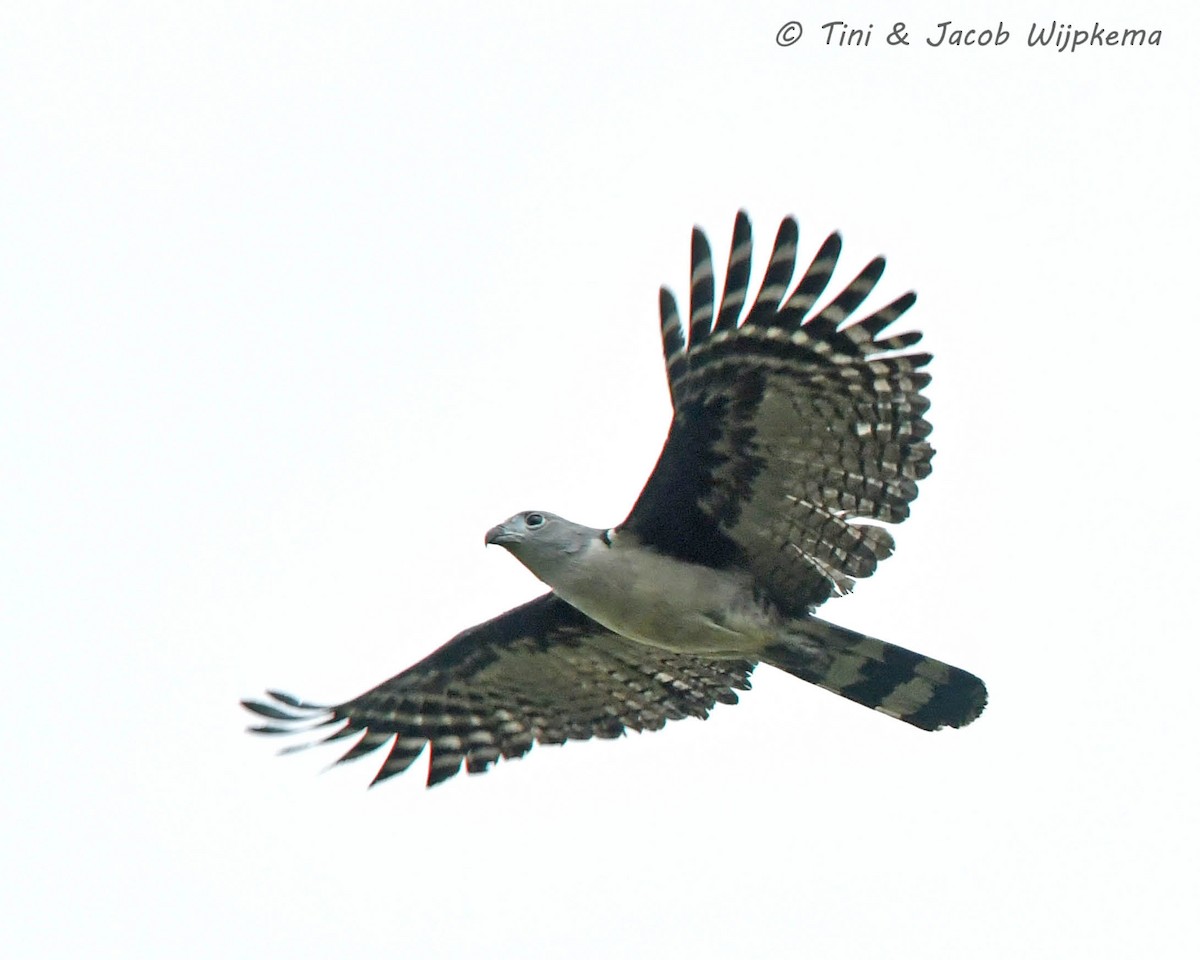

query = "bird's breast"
[550, 539, 775, 657]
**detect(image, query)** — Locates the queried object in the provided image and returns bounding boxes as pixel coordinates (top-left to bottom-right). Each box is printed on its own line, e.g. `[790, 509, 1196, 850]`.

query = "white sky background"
[3, 2, 1197, 957]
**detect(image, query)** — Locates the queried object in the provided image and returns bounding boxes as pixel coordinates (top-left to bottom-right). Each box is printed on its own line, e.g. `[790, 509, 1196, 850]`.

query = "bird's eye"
[525, 513, 545, 528]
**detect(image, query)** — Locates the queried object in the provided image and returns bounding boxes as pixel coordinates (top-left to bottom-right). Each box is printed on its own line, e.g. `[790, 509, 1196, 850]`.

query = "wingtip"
[241, 690, 337, 733]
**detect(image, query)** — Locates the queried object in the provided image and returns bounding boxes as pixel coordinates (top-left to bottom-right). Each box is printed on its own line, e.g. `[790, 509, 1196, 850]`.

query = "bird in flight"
[243, 210, 987, 788]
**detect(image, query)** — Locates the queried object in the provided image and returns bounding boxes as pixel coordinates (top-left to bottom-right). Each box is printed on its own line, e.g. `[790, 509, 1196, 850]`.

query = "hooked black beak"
[485, 523, 517, 546]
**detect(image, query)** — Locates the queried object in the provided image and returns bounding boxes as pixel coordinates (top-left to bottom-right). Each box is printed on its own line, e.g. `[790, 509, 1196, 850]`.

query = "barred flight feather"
[244, 593, 753, 787]
[628, 211, 935, 608]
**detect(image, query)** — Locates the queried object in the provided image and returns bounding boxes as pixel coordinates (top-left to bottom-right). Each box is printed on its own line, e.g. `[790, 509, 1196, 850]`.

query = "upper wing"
[243, 593, 754, 788]
[621, 212, 933, 613]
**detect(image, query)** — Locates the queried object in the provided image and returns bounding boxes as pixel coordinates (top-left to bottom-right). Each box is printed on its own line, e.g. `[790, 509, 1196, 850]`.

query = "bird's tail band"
[761, 616, 987, 730]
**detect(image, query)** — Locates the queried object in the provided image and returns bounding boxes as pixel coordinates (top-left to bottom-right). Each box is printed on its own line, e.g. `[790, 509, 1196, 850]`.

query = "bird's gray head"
[484, 510, 604, 582]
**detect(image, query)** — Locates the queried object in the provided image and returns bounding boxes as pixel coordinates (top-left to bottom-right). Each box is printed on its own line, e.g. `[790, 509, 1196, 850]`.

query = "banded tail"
[762, 617, 987, 730]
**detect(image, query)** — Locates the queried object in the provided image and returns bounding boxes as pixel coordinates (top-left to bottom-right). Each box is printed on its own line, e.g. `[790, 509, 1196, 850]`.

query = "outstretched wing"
[621, 212, 933, 613]
[243, 593, 754, 788]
